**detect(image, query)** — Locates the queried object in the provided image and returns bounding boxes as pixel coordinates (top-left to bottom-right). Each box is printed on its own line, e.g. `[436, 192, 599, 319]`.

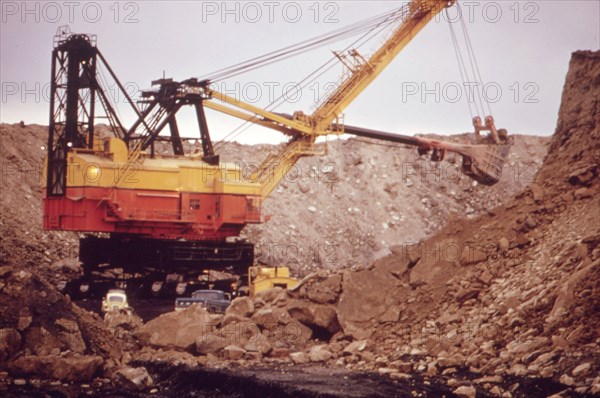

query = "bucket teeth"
[461, 144, 512, 185]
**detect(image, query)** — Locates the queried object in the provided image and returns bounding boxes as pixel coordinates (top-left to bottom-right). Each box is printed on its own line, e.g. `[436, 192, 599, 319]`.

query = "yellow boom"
[199, 0, 456, 198]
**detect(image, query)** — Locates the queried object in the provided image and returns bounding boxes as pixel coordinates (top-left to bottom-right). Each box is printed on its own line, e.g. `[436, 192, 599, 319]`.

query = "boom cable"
[212, 5, 409, 148]
[459, 11, 492, 116]
[447, 12, 477, 118]
[446, 3, 492, 121]
[201, 6, 410, 82]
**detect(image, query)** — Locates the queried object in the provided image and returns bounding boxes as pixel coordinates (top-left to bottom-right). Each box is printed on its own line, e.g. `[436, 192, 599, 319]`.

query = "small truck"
[174, 289, 231, 313]
[101, 289, 130, 313]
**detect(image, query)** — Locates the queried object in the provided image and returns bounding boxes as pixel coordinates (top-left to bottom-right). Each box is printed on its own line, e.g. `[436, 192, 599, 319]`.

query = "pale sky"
[1, 1, 598, 144]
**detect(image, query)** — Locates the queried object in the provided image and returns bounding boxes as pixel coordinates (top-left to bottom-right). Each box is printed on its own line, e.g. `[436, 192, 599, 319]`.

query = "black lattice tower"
[47, 28, 98, 196]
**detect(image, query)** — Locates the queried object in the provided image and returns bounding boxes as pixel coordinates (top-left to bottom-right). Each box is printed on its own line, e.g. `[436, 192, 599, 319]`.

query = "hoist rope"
[212, 4, 408, 148]
[458, 9, 492, 116]
[446, 3, 493, 120]
[202, 5, 409, 82]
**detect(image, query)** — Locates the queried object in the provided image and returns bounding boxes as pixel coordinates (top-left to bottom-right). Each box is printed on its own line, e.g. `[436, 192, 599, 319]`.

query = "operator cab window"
[190, 199, 201, 210]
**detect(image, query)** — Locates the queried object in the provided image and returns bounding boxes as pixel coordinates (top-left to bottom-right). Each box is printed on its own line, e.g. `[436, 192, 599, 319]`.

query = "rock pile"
[133, 50, 600, 396]
[0, 266, 133, 382]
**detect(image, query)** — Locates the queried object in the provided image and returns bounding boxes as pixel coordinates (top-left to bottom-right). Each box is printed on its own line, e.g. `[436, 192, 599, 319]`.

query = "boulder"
[265, 319, 312, 349]
[408, 239, 464, 288]
[220, 313, 249, 328]
[574, 187, 592, 200]
[9, 355, 103, 382]
[224, 345, 246, 360]
[112, 366, 153, 391]
[270, 347, 292, 358]
[524, 216, 537, 229]
[559, 373, 575, 386]
[572, 362, 591, 377]
[54, 318, 86, 353]
[507, 337, 550, 355]
[305, 274, 342, 304]
[342, 339, 371, 355]
[547, 261, 597, 326]
[390, 243, 421, 267]
[453, 385, 477, 398]
[461, 245, 487, 266]
[437, 352, 466, 368]
[254, 287, 284, 303]
[311, 305, 341, 334]
[498, 237, 510, 252]
[568, 165, 597, 186]
[251, 308, 278, 330]
[221, 305, 312, 350]
[287, 301, 341, 334]
[195, 334, 229, 355]
[478, 270, 493, 285]
[225, 297, 254, 318]
[138, 305, 213, 351]
[528, 183, 545, 202]
[287, 301, 313, 324]
[308, 345, 333, 362]
[337, 256, 410, 339]
[426, 363, 437, 376]
[22, 327, 62, 356]
[455, 287, 480, 302]
[197, 318, 269, 356]
[0, 328, 21, 362]
[220, 320, 262, 346]
[289, 351, 310, 364]
[243, 338, 272, 356]
[136, 349, 202, 367]
[17, 308, 32, 331]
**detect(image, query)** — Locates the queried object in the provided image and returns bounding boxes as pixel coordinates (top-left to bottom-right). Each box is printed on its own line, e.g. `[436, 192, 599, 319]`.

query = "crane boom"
[310, 0, 455, 132]
[189, 0, 458, 198]
[186, 0, 461, 200]
[202, 0, 456, 138]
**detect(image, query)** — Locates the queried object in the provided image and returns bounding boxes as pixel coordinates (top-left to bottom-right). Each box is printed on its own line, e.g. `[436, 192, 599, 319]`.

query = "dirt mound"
[273, 50, 600, 394]
[0, 124, 79, 286]
[240, 133, 548, 274]
[538, 50, 600, 188]
[0, 264, 140, 383]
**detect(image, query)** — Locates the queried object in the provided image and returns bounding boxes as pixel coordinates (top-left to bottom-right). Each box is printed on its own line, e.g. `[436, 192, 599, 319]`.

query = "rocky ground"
[0, 50, 598, 397]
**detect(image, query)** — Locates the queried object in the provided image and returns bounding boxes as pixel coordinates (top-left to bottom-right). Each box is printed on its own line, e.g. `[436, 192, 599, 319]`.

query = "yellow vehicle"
[101, 289, 129, 313]
[248, 266, 298, 298]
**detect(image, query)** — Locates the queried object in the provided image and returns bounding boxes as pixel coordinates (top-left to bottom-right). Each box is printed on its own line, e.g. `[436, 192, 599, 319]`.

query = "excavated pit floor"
[3, 362, 580, 398]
